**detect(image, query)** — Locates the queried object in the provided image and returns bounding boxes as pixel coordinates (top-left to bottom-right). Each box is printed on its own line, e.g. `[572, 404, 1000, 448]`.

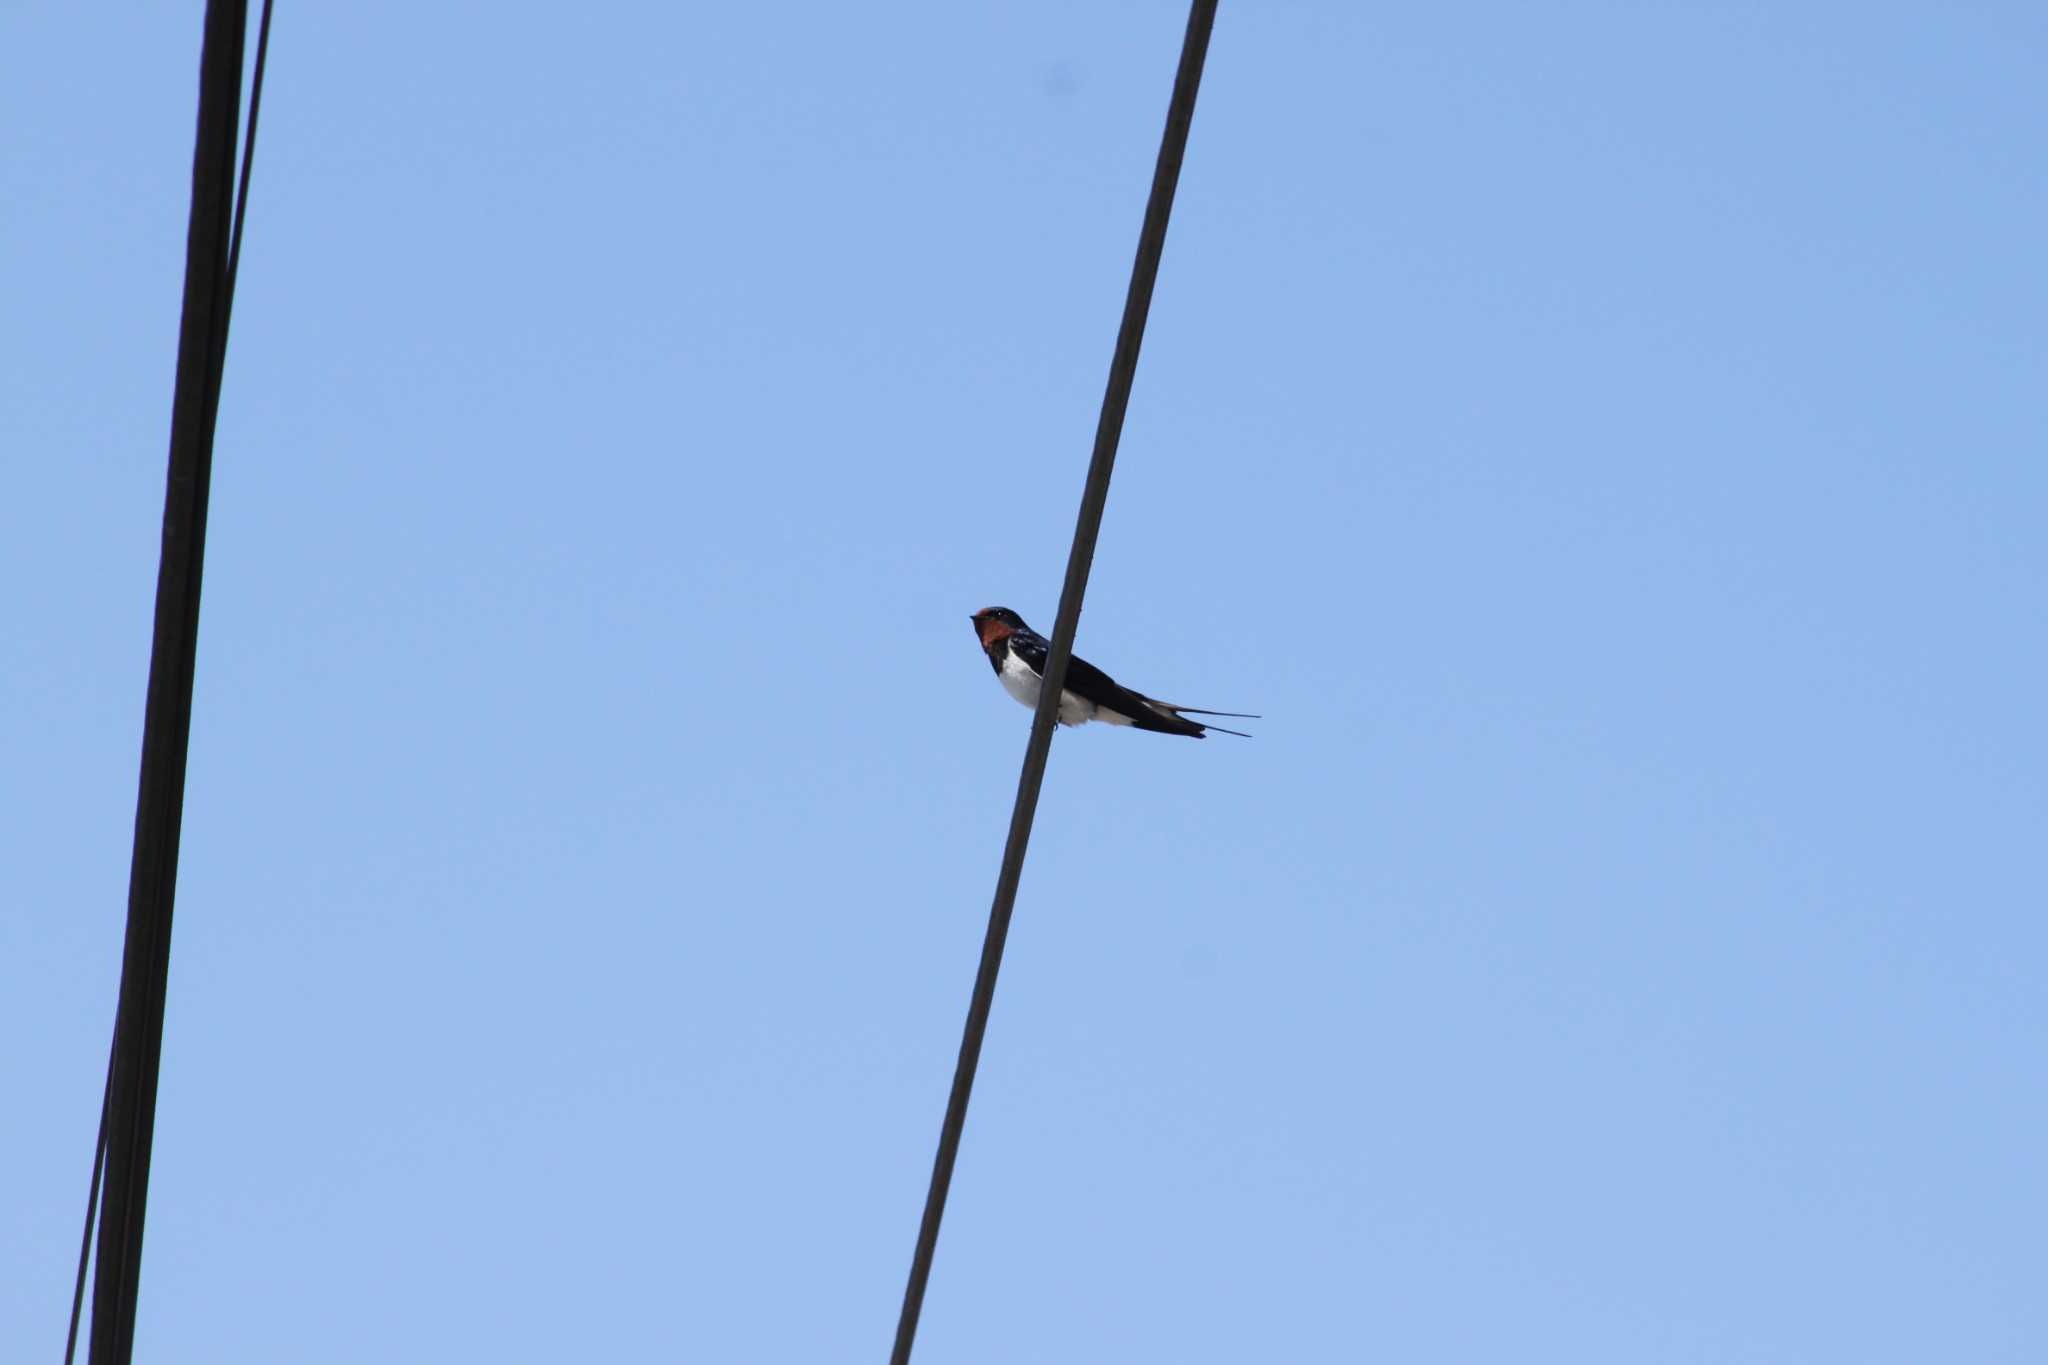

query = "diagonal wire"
[64, 17, 279, 1356]
[221, 0, 276, 329]
[889, 4, 1220, 1361]
[72, 3, 275, 1362]
[62, 1034, 116, 1365]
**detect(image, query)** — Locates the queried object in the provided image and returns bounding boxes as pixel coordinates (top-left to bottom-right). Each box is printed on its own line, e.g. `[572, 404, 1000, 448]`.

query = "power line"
[63, 1037, 115, 1365]
[77, 3, 274, 1362]
[889, 4, 1221, 1361]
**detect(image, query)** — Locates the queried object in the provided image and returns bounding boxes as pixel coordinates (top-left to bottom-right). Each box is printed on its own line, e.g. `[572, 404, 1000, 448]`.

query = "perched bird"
[969, 606, 1256, 738]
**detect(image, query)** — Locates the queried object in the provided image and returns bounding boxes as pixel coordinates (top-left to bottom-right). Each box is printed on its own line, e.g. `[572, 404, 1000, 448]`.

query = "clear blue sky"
[6, 2, 2045, 1359]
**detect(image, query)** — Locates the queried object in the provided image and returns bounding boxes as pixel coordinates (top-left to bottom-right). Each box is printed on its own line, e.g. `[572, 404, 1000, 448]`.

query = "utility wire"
[62, 1036, 115, 1365]
[889, 4, 1220, 1361]
[77, 3, 273, 1362]
[66, 16, 278, 1356]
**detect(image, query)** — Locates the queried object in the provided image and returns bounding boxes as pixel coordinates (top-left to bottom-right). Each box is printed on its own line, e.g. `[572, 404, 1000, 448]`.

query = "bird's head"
[970, 606, 1027, 647]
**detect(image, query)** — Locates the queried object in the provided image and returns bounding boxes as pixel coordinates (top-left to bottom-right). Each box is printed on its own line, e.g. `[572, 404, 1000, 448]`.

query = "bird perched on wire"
[969, 607, 1255, 738]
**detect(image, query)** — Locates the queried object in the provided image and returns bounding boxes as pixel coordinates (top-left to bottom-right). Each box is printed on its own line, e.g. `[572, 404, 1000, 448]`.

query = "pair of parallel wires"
[68, 3, 276, 1364]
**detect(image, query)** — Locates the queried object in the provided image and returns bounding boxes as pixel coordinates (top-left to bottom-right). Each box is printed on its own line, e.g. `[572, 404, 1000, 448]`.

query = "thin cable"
[85, 2, 270, 1361]
[221, 0, 275, 338]
[889, 4, 1220, 1360]
[63, 1037, 115, 1365]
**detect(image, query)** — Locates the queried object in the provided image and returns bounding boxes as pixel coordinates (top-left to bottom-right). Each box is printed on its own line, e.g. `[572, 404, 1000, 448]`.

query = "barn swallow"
[969, 607, 1256, 738]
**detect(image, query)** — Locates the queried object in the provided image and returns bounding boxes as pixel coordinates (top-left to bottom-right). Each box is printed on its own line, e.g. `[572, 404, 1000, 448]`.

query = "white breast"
[997, 649, 1041, 707]
[997, 649, 1098, 726]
